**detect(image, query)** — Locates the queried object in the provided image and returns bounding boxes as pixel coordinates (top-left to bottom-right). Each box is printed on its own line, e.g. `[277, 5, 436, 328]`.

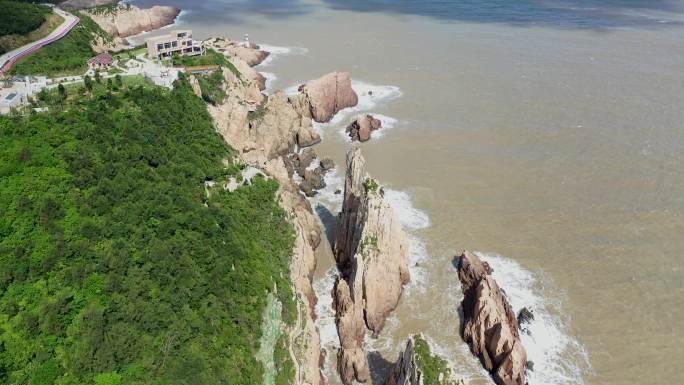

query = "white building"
[146, 30, 205, 60]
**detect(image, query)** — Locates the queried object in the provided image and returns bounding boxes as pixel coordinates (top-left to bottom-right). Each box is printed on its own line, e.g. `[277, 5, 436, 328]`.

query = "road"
[0, 8, 79, 75]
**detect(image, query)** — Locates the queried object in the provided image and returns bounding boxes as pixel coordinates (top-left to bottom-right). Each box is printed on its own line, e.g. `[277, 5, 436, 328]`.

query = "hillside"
[9, 12, 111, 76]
[0, 78, 296, 385]
[0, 0, 52, 54]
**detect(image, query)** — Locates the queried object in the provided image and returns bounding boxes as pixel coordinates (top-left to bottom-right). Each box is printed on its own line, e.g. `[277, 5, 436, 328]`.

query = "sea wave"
[475, 251, 592, 385]
[257, 44, 309, 67]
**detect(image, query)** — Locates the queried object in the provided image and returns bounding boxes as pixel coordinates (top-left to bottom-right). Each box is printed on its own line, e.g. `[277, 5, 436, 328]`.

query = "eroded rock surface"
[346, 114, 382, 142]
[292, 72, 359, 123]
[205, 37, 270, 67]
[333, 148, 410, 384]
[457, 251, 528, 385]
[85, 4, 180, 38]
[385, 335, 463, 385]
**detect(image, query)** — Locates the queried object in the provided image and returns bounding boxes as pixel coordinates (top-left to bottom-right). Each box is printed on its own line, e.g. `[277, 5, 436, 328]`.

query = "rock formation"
[346, 114, 382, 142]
[204, 37, 270, 67]
[457, 251, 528, 385]
[291, 72, 359, 123]
[204, 45, 329, 385]
[84, 4, 180, 38]
[333, 148, 410, 384]
[385, 335, 463, 385]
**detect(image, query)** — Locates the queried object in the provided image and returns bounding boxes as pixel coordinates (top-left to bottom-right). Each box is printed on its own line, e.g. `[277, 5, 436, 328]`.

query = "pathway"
[0, 7, 79, 75]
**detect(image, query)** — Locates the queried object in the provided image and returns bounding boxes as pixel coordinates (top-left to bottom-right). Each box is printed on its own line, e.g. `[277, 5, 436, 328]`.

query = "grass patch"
[172, 49, 241, 79]
[196, 69, 226, 105]
[9, 13, 111, 77]
[413, 335, 460, 385]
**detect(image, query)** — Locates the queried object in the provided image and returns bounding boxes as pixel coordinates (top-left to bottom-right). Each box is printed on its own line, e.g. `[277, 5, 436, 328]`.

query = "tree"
[107, 77, 113, 90]
[84, 75, 93, 92]
[95, 70, 101, 83]
[115, 74, 123, 88]
[58, 83, 67, 101]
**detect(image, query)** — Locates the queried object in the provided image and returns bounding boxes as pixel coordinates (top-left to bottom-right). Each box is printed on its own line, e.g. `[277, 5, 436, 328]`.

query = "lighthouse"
[243, 33, 250, 48]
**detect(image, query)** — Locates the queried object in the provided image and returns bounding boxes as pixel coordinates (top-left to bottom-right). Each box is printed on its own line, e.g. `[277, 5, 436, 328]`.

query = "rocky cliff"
[205, 37, 270, 67]
[457, 251, 528, 385]
[292, 72, 359, 123]
[333, 148, 411, 384]
[385, 335, 463, 385]
[84, 4, 180, 38]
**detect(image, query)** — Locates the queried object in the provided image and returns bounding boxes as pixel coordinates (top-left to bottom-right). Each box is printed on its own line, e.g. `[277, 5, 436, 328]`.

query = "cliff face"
[85, 4, 180, 38]
[333, 148, 411, 384]
[457, 251, 528, 385]
[206, 50, 331, 385]
[292, 72, 359, 123]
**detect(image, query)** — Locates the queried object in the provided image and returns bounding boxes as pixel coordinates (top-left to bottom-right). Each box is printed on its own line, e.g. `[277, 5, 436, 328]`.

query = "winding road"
[0, 7, 79, 75]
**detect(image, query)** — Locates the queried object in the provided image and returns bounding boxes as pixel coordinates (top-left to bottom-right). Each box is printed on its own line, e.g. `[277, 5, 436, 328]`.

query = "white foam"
[260, 71, 277, 93]
[474, 252, 592, 385]
[384, 189, 430, 231]
[257, 44, 309, 68]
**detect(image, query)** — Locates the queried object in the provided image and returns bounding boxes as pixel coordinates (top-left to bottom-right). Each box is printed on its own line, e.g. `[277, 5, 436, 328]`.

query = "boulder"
[457, 251, 528, 385]
[294, 72, 359, 123]
[320, 158, 335, 171]
[346, 114, 382, 142]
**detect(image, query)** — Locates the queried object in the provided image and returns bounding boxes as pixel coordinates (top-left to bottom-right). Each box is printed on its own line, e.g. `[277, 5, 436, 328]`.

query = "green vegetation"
[0, 1, 51, 38]
[196, 69, 226, 105]
[88, 3, 131, 16]
[0, 78, 296, 385]
[0, 11, 64, 56]
[359, 234, 379, 260]
[9, 13, 111, 77]
[273, 334, 295, 385]
[413, 335, 460, 385]
[363, 178, 379, 194]
[172, 49, 241, 79]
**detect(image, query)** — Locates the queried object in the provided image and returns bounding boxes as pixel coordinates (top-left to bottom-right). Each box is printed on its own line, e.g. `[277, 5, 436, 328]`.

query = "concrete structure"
[0, 91, 26, 114]
[146, 30, 204, 60]
[88, 53, 114, 70]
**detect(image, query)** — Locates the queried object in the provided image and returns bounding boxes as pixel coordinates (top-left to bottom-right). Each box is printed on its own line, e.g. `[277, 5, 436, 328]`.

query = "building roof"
[88, 53, 114, 65]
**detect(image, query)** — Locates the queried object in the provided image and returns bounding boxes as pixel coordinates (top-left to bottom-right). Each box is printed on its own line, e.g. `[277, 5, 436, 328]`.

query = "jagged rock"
[255, 72, 267, 91]
[518, 307, 534, 326]
[335, 189, 342, 194]
[301, 169, 325, 191]
[385, 335, 463, 385]
[188, 75, 202, 98]
[297, 119, 322, 148]
[293, 148, 316, 176]
[347, 114, 382, 142]
[84, 4, 180, 38]
[333, 148, 410, 385]
[526, 361, 534, 372]
[320, 158, 335, 171]
[457, 251, 528, 385]
[292, 72, 359, 123]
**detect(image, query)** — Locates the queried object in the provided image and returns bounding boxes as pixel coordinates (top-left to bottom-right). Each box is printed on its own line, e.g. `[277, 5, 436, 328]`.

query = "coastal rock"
[84, 4, 181, 38]
[292, 72, 359, 123]
[320, 157, 335, 171]
[457, 251, 528, 385]
[346, 114, 382, 142]
[204, 37, 270, 67]
[333, 148, 410, 385]
[297, 118, 322, 148]
[384, 335, 463, 385]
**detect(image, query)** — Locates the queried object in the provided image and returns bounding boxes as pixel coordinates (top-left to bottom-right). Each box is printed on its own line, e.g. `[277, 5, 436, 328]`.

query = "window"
[157, 43, 163, 50]
[164, 42, 171, 49]
[172, 41, 178, 47]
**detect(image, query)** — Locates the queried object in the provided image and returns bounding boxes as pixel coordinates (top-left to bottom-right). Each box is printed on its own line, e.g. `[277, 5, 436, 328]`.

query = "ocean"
[131, 1, 684, 384]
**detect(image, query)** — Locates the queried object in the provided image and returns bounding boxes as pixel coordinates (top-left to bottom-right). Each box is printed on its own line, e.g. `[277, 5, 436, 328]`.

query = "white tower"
[244, 33, 250, 48]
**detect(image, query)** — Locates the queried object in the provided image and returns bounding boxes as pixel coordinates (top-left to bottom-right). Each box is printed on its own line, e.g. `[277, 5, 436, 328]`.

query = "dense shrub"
[0, 80, 295, 385]
[0, 1, 50, 37]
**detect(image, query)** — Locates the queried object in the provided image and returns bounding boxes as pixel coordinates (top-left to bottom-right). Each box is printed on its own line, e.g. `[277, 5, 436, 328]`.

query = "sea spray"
[475, 252, 592, 385]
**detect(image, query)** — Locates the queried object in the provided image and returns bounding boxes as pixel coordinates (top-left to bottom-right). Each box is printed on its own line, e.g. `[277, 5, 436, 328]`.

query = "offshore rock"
[457, 251, 528, 385]
[292, 72, 359, 123]
[333, 148, 410, 384]
[347, 114, 382, 142]
[204, 37, 270, 67]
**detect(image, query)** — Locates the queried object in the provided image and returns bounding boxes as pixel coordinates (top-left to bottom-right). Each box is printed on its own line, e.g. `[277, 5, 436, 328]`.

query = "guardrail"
[0, 15, 80, 75]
